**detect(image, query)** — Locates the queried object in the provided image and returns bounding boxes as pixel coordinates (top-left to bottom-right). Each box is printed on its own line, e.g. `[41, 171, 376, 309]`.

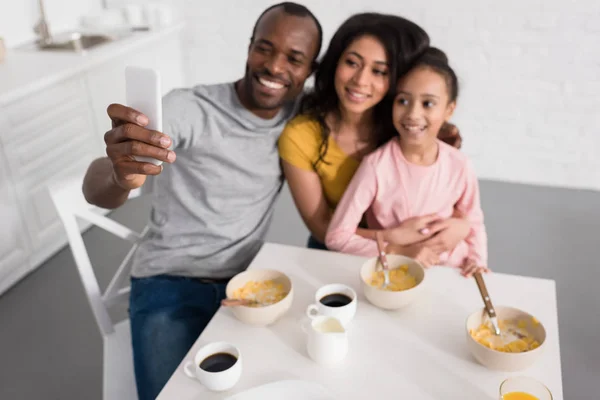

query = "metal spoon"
[473, 271, 501, 335]
[375, 231, 390, 289]
[221, 298, 262, 307]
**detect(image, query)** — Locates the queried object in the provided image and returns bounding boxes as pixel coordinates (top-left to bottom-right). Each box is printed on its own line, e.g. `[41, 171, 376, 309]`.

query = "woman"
[278, 13, 467, 264]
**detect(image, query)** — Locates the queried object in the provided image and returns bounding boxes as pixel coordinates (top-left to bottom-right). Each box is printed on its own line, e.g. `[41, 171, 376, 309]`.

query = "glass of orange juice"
[499, 377, 553, 400]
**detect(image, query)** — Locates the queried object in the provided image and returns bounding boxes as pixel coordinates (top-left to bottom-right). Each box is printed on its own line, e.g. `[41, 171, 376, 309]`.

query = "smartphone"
[125, 65, 163, 166]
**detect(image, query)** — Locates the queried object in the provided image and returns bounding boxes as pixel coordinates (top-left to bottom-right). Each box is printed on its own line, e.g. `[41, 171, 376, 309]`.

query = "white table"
[158, 243, 563, 399]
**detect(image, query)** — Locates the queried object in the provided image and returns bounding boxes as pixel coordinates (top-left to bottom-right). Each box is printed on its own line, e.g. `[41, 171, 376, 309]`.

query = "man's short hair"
[250, 2, 323, 61]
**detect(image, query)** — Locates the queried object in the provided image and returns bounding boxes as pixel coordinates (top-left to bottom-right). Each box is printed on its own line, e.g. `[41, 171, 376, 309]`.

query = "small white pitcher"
[303, 315, 348, 366]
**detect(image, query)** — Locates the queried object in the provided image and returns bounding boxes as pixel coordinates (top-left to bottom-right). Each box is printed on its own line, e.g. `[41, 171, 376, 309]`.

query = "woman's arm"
[281, 160, 333, 243]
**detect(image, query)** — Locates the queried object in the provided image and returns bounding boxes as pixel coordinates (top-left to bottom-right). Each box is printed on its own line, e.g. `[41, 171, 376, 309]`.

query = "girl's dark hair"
[409, 47, 459, 102]
[406, 47, 461, 147]
[299, 13, 430, 168]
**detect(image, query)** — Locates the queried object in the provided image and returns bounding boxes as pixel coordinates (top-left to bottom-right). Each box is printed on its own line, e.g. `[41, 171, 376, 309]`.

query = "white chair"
[49, 175, 147, 400]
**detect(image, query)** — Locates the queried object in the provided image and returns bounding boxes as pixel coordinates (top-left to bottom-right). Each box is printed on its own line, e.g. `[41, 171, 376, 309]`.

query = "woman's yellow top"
[278, 115, 360, 210]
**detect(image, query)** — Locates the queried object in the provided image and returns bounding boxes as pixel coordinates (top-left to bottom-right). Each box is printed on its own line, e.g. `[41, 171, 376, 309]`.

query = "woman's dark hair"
[299, 13, 430, 168]
[409, 47, 459, 102]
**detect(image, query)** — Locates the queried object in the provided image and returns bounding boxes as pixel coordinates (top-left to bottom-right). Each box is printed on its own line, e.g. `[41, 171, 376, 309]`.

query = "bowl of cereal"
[466, 306, 547, 371]
[224, 269, 293, 326]
[359, 255, 426, 310]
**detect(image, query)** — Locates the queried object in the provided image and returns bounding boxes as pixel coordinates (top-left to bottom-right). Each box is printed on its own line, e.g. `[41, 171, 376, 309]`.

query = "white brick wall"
[3, 0, 599, 189]
[44, 0, 594, 191]
[168, 0, 600, 191]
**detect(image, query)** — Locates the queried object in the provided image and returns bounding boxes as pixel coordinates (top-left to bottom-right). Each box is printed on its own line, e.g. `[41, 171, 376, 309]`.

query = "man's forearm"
[82, 157, 131, 209]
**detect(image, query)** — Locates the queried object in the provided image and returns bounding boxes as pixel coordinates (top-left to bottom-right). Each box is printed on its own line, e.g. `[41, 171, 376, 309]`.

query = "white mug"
[154, 3, 175, 27]
[143, 2, 174, 29]
[306, 283, 357, 327]
[303, 315, 348, 366]
[142, 3, 161, 28]
[122, 4, 144, 27]
[183, 342, 242, 392]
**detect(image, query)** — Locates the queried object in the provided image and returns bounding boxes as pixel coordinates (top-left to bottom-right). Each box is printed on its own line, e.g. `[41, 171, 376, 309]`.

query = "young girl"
[325, 47, 488, 276]
[278, 13, 466, 254]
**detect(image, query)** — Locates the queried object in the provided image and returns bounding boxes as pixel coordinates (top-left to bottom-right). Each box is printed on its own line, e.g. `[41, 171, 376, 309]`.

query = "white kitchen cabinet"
[0, 26, 186, 296]
[1, 74, 99, 272]
[0, 113, 31, 295]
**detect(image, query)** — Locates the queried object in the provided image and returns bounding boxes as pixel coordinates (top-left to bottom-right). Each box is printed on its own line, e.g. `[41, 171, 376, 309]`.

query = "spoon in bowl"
[473, 271, 501, 335]
[221, 298, 262, 307]
[375, 231, 390, 289]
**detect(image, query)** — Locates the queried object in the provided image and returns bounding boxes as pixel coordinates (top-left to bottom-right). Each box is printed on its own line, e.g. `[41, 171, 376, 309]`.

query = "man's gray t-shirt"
[131, 82, 297, 279]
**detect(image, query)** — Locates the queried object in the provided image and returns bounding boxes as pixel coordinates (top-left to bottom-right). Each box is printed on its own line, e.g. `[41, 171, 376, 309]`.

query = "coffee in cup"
[307, 283, 357, 327]
[199, 352, 238, 373]
[183, 342, 242, 391]
[319, 293, 353, 307]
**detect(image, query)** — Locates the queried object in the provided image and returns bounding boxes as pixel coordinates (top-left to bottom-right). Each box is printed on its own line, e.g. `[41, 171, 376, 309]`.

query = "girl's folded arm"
[325, 158, 379, 256]
[455, 159, 488, 267]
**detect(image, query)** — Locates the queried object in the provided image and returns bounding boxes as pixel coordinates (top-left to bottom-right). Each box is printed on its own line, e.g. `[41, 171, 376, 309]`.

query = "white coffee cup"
[142, 2, 175, 29]
[306, 283, 357, 327]
[122, 4, 144, 27]
[154, 3, 175, 27]
[183, 342, 242, 392]
[303, 315, 348, 366]
[142, 3, 161, 29]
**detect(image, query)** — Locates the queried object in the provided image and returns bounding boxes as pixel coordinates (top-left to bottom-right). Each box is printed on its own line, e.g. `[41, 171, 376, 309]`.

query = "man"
[82, 3, 322, 398]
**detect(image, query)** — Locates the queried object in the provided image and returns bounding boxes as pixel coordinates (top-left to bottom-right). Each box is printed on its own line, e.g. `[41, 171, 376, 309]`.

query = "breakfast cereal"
[232, 279, 287, 307]
[369, 264, 417, 291]
[470, 318, 541, 353]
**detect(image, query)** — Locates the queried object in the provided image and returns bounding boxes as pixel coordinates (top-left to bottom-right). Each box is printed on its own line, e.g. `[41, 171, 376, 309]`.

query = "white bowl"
[225, 269, 293, 326]
[466, 306, 547, 371]
[359, 255, 426, 310]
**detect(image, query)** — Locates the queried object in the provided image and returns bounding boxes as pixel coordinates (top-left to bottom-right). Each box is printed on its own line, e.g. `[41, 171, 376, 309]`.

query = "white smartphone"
[125, 65, 163, 166]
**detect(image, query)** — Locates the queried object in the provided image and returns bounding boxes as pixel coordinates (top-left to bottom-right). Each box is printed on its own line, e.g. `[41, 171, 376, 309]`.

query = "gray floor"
[0, 180, 598, 399]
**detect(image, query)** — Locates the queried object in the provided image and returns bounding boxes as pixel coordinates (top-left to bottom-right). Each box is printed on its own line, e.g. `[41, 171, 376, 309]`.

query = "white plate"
[225, 380, 335, 400]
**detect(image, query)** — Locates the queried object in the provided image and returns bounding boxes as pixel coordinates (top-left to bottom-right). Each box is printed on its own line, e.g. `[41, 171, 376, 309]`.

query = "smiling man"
[237, 6, 318, 117]
[81, 3, 321, 399]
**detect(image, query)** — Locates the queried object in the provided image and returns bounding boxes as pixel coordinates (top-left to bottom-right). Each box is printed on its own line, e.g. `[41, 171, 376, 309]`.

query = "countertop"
[0, 23, 185, 105]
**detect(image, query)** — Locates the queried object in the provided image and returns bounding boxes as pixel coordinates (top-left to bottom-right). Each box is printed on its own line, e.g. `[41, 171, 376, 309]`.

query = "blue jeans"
[129, 275, 228, 400]
[307, 235, 328, 250]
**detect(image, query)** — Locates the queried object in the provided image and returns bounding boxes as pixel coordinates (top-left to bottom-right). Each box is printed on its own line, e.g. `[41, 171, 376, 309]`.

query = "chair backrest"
[48, 174, 147, 337]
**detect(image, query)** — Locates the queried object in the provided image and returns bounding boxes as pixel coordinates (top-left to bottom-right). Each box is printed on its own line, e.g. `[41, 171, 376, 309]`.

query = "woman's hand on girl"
[382, 213, 444, 246]
[419, 217, 471, 254]
[387, 243, 440, 268]
[438, 122, 462, 149]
